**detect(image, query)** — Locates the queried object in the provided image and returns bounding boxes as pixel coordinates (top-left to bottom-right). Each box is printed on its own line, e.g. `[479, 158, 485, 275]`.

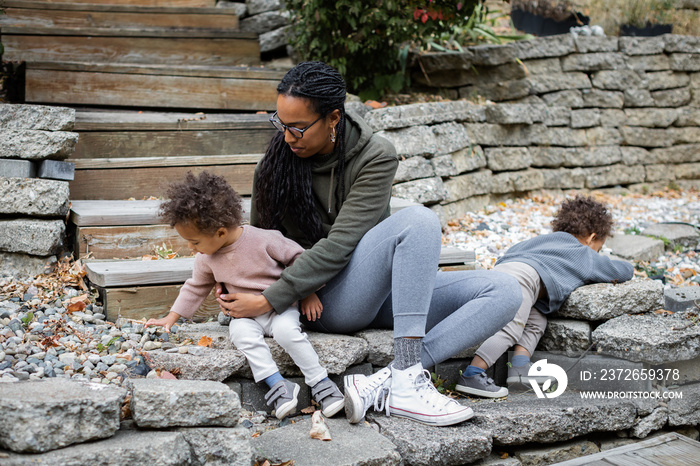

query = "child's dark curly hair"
[159, 171, 243, 234]
[551, 195, 614, 240]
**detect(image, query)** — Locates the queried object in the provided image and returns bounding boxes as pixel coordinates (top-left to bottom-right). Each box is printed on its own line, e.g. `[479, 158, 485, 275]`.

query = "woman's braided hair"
[255, 61, 347, 244]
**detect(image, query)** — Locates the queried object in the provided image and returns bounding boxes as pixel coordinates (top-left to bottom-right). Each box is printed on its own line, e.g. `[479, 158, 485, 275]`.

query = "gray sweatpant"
[474, 261, 548, 367]
[303, 206, 522, 368]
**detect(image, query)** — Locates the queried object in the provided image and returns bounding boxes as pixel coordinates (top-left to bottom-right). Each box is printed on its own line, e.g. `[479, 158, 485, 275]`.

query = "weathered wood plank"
[100, 285, 219, 322]
[1, 7, 239, 30]
[4, 36, 259, 66]
[3, 1, 227, 13]
[72, 131, 273, 158]
[6, 0, 216, 8]
[2, 26, 254, 38]
[70, 154, 263, 170]
[75, 224, 189, 259]
[70, 200, 166, 226]
[26, 68, 279, 111]
[75, 111, 271, 131]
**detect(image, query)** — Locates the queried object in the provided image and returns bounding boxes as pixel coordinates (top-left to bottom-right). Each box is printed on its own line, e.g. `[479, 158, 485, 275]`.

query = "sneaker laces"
[413, 369, 459, 412]
[359, 371, 391, 416]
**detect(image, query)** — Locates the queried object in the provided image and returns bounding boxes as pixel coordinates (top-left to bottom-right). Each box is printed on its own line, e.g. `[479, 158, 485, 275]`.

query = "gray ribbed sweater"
[496, 231, 635, 314]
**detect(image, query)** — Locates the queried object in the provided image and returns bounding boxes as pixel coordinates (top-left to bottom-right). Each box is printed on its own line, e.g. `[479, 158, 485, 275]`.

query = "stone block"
[485, 147, 532, 171]
[530, 126, 588, 147]
[441, 195, 492, 219]
[484, 104, 537, 124]
[178, 427, 253, 466]
[668, 382, 700, 426]
[600, 109, 627, 127]
[583, 164, 646, 188]
[527, 73, 591, 94]
[444, 169, 493, 199]
[521, 57, 562, 75]
[365, 101, 486, 131]
[225, 376, 309, 415]
[646, 164, 676, 182]
[0, 178, 69, 218]
[147, 348, 248, 381]
[676, 162, 700, 179]
[558, 279, 664, 321]
[632, 406, 669, 438]
[130, 379, 240, 428]
[665, 286, 700, 313]
[540, 168, 587, 189]
[394, 156, 434, 183]
[665, 35, 700, 53]
[676, 106, 700, 125]
[619, 36, 665, 55]
[624, 108, 678, 127]
[643, 223, 699, 249]
[626, 54, 671, 71]
[511, 35, 575, 59]
[620, 126, 675, 147]
[0, 219, 65, 256]
[354, 329, 394, 366]
[659, 355, 700, 386]
[651, 144, 700, 163]
[369, 414, 492, 465]
[469, 43, 516, 66]
[239, 10, 288, 33]
[0, 430, 193, 465]
[585, 127, 623, 145]
[0, 104, 74, 131]
[571, 109, 600, 128]
[392, 176, 447, 204]
[515, 439, 600, 466]
[541, 106, 571, 126]
[591, 70, 648, 90]
[465, 123, 532, 146]
[670, 53, 700, 71]
[460, 79, 532, 102]
[377, 125, 436, 158]
[624, 89, 656, 107]
[246, 0, 282, 15]
[431, 145, 487, 176]
[432, 121, 471, 155]
[604, 234, 665, 262]
[420, 62, 527, 88]
[172, 321, 231, 349]
[562, 53, 626, 72]
[581, 89, 625, 108]
[646, 71, 691, 91]
[621, 146, 651, 165]
[541, 90, 584, 108]
[491, 169, 544, 193]
[473, 453, 522, 465]
[575, 36, 619, 53]
[0, 252, 55, 278]
[251, 417, 402, 466]
[592, 309, 700, 365]
[0, 159, 35, 178]
[259, 25, 290, 53]
[539, 319, 591, 356]
[652, 87, 692, 107]
[218, 0, 247, 15]
[0, 130, 78, 160]
[0, 380, 126, 453]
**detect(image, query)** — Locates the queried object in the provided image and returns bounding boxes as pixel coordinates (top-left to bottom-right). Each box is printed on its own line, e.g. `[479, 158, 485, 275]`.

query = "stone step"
[0, 379, 126, 453]
[605, 234, 665, 262]
[642, 222, 700, 250]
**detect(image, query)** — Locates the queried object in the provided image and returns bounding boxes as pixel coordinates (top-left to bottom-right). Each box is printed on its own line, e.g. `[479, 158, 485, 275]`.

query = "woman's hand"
[301, 292, 323, 321]
[217, 292, 273, 318]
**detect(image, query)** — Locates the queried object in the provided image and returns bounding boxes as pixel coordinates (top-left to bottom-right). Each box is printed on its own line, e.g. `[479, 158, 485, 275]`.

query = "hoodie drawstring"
[327, 166, 334, 213]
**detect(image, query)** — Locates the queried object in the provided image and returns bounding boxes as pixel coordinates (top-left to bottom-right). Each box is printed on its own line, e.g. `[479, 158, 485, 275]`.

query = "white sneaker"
[344, 367, 392, 424]
[387, 363, 474, 426]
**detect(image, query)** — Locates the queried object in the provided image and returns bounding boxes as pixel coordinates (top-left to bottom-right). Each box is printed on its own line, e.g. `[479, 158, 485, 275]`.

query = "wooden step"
[21, 0, 216, 7]
[25, 62, 283, 111]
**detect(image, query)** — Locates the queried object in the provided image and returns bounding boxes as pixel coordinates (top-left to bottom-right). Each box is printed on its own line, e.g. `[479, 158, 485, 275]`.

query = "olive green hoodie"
[250, 111, 399, 313]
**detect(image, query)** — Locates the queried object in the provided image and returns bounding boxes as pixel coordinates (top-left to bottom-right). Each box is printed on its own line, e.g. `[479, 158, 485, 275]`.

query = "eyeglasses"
[269, 111, 323, 139]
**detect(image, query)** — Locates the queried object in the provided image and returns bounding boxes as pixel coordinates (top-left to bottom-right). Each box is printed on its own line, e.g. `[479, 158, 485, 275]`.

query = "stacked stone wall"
[354, 34, 700, 223]
[0, 104, 77, 277]
[217, 0, 291, 55]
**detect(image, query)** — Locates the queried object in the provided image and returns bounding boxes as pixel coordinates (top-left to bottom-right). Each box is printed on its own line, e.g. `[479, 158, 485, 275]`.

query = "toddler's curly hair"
[551, 195, 614, 240]
[159, 171, 243, 234]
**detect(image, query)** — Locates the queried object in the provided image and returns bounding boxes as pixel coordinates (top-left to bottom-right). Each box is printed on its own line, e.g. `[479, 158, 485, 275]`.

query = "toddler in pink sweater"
[145, 171, 344, 419]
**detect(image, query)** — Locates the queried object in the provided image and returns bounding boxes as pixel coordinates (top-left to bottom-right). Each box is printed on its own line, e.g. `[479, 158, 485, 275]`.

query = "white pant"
[228, 307, 327, 386]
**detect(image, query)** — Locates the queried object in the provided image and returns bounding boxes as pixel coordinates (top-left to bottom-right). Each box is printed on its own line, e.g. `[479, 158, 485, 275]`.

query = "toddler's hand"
[301, 293, 323, 322]
[145, 312, 179, 333]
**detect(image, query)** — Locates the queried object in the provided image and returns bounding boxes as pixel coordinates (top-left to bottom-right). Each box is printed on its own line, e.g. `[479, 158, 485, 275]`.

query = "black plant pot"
[619, 23, 673, 37]
[511, 8, 590, 36]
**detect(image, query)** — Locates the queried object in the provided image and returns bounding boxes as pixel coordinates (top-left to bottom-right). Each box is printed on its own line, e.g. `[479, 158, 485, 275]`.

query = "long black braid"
[255, 61, 347, 244]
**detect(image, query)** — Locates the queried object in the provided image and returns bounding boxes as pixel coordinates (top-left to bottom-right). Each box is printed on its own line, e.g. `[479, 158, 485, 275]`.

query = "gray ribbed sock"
[393, 337, 423, 370]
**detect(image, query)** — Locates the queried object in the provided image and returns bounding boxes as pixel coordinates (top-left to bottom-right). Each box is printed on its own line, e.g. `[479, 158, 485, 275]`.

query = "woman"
[217, 61, 521, 426]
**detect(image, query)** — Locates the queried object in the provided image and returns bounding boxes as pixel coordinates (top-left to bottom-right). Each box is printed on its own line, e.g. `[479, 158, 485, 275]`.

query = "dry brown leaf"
[500, 452, 509, 459]
[158, 370, 177, 379]
[309, 411, 331, 441]
[300, 406, 316, 414]
[654, 309, 673, 315]
[197, 335, 213, 347]
[251, 432, 261, 438]
[142, 255, 157, 261]
[66, 301, 86, 314]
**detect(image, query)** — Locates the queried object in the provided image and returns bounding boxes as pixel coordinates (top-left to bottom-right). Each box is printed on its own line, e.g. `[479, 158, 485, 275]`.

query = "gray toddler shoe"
[311, 378, 345, 417]
[265, 379, 300, 420]
[455, 371, 508, 398]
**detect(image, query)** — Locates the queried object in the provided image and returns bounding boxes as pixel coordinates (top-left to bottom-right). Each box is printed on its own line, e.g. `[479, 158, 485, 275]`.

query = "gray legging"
[305, 205, 522, 368]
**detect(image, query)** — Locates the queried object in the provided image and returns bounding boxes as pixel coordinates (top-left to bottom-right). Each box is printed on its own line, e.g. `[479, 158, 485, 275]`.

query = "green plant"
[621, 0, 674, 27]
[624, 226, 641, 235]
[21, 312, 34, 327]
[285, 0, 479, 100]
[431, 371, 456, 394]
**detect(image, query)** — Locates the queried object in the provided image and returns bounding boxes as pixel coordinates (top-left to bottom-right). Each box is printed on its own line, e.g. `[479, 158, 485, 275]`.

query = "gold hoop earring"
[330, 127, 336, 143]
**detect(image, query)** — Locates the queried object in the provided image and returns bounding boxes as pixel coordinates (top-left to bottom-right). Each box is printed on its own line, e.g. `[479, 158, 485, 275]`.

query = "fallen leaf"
[364, 100, 387, 109]
[142, 255, 157, 261]
[300, 406, 316, 414]
[66, 301, 86, 314]
[158, 370, 177, 379]
[500, 452, 509, 459]
[309, 410, 331, 441]
[654, 309, 673, 315]
[251, 432, 261, 438]
[198, 335, 213, 347]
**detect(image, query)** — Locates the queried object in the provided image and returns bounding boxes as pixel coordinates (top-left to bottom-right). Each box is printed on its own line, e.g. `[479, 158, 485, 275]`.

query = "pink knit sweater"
[170, 225, 304, 319]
